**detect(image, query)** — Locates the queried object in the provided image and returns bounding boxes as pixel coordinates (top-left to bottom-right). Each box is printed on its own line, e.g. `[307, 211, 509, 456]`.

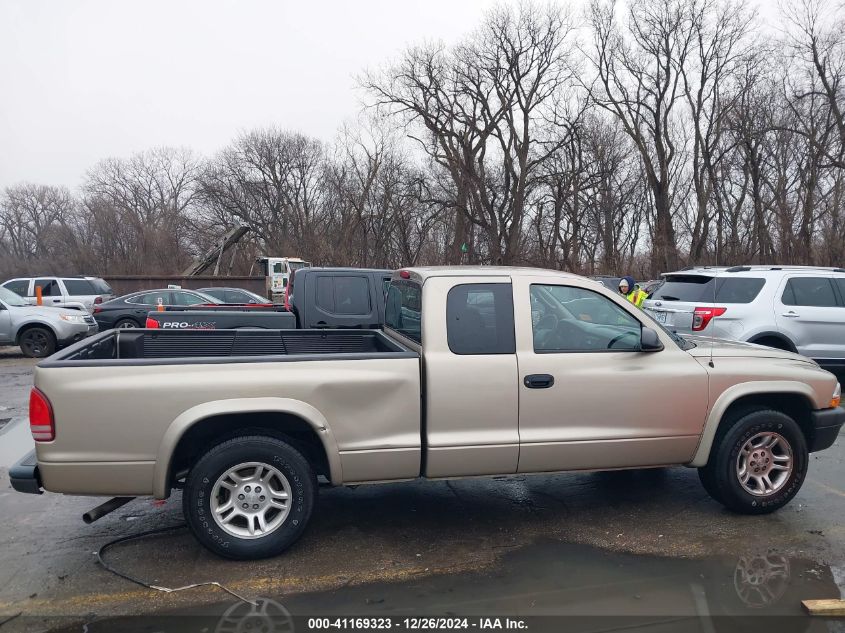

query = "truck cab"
[255, 256, 311, 303]
[288, 267, 391, 328]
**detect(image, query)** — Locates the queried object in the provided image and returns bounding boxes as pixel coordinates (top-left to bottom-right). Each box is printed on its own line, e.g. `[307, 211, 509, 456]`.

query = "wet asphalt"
[0, 348, 843, 632]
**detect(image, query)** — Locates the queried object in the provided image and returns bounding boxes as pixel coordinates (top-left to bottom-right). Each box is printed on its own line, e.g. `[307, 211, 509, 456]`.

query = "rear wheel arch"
[155, 399, 341, 498]
[746, 332, 797, 353]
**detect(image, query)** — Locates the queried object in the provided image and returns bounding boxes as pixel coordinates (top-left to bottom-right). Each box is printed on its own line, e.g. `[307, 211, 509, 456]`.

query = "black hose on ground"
[96, 523, 257, 605]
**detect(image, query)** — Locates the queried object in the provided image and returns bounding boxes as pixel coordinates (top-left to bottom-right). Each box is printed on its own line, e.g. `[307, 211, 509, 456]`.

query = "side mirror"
[641, 326, 664, 352]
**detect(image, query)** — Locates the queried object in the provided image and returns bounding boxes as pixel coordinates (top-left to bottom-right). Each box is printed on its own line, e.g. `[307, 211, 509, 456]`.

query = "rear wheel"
[183, 435, 317, 560]
[114, 318, 139, 329]
[19, 327, 56, 358]
[699, 409, 807, 514]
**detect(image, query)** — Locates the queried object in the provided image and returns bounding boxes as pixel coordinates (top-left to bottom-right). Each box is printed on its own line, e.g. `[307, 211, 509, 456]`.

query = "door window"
[2, 279, 29, 296]
[446, 284, 515, 355]
[531, 285, 641, 352]
[781, 277, 838, 307]
[31, 279, 61, 297]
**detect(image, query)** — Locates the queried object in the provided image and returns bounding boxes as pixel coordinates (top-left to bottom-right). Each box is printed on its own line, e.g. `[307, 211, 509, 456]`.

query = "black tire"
[113, 318, 140, 329]
[18, 327, 57, 358]
[697, 465, 724, 504]
[183, 435, 317, 560]
[700, 409, 807, 514]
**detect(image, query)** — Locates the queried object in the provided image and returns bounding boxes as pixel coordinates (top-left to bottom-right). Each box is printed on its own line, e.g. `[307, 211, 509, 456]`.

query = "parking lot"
[0, 350, 843, 632]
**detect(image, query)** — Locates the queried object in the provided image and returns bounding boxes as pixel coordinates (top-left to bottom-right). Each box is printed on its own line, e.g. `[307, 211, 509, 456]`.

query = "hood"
[13, 304, 87, 319]
[684, 335, 813, 364]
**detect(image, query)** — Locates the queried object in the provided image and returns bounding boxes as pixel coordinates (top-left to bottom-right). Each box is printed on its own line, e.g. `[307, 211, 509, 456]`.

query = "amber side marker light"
[831, 384, 841, 409]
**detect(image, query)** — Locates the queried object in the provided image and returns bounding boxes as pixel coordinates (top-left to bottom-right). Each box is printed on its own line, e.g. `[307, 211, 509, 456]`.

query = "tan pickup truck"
[10, 267, 844, 559]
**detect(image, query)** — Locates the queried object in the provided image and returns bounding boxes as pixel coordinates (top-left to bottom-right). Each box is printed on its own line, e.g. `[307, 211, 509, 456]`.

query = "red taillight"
[284, 281, 292, 311]
[92, 306, 102, 314]
[94, 296, 103, 305]
[145, 317, 160, 328]
[692, 306, 727, 331]
[29, 387, 54, 442]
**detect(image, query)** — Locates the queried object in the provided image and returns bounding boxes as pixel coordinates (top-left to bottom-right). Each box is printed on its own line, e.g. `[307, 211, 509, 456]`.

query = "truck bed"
[42, 328, 415, 366]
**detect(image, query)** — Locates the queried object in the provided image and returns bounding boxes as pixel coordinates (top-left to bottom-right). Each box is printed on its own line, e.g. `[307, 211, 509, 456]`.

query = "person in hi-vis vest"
[618, 276, 647, 308]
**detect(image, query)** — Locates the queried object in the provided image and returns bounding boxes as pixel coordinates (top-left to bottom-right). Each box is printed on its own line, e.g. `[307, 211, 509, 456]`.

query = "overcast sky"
[0, 0, 504, 190]
[0, 0, 780, 191]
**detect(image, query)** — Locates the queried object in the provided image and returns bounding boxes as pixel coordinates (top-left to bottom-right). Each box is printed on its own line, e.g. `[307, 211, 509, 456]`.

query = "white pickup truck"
[10, 267, 843, 559]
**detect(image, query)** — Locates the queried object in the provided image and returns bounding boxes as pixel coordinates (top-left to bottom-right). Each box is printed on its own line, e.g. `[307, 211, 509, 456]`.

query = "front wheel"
[19, 327, 57, 358]
[699, 409, 807, 514]
[183, 435, 317, 559]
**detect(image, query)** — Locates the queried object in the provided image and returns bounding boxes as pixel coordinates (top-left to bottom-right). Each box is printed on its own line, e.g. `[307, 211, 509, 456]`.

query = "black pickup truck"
[287, 268, 390, 329]
[147, 268, 391, 330]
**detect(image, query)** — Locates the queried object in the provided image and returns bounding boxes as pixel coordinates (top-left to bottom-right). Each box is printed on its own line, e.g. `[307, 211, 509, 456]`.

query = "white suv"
[1, 276, 115, 313]
[642, 266, 845, 372]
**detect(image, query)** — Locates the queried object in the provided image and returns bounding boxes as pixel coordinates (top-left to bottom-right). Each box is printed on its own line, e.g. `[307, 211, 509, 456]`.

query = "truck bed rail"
[40, 328, 416, 367]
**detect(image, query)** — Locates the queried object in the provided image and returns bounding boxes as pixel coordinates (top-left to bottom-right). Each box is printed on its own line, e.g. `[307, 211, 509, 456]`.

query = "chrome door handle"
[781, 311, 800, 318]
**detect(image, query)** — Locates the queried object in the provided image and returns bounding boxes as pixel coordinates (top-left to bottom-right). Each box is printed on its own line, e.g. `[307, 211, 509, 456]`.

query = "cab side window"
[782, 277, 838, 307]
[531, 285, 641, 352]
[446, 283, 515, 355]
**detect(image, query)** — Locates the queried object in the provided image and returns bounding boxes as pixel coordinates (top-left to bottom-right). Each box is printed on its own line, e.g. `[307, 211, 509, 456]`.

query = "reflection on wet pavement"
[37, 541, 843, 633]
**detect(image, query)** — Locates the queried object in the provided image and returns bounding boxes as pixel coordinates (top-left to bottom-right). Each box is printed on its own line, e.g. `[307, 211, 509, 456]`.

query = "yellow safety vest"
[626, 288, 647, 308]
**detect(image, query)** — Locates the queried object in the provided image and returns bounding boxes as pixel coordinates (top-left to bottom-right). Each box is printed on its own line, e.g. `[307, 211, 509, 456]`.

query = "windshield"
[0, 286, 29, 307]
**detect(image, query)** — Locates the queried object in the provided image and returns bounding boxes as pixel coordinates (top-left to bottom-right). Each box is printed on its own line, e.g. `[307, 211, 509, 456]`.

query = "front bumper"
[57, 323, 98, 346]
[9, 450, 42, 495]
[809, 406, 845, 452]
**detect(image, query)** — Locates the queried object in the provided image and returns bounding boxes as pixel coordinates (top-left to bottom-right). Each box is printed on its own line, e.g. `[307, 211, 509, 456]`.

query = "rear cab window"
[385, 280, 422, 344]
[315, 275, 371, 315]
[652, 275, 765, 304]
[446, 283, 515, 355]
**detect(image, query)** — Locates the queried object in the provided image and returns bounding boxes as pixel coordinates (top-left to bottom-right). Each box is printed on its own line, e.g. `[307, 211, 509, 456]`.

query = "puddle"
[39, 541, 843, 633]
[0, 418, 34, 467]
